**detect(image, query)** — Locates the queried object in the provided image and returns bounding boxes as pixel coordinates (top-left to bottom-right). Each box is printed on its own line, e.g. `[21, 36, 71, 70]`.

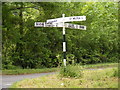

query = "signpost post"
[62, 14, 66, 67]
[35, 14, 86, 67]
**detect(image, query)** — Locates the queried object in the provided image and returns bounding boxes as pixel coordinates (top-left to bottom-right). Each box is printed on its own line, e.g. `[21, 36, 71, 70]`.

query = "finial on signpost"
[62, 14, 65, 17]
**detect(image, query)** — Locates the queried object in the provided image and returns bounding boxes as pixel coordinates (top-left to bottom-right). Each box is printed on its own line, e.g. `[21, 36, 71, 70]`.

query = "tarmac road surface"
[1, 72, 57, 89]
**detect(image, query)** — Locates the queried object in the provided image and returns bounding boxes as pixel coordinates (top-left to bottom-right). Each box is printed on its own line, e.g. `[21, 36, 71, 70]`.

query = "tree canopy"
[2, 2, 118, 69]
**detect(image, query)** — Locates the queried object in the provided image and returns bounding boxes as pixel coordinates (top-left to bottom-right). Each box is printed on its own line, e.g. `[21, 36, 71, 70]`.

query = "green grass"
[2, 63, 118, 75]
[11, 67, 118, 88]
[81, 62, 118, 69]
[2, 68, 59, 75]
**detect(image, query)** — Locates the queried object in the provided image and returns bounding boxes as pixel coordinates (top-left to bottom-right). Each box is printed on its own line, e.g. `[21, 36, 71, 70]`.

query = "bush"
[67, 54, 76, 65]
[2, 64, 22, 70]
[112, 68, 120, 78]
[108, 56, 118, 63]
[60, 65, 83, 78]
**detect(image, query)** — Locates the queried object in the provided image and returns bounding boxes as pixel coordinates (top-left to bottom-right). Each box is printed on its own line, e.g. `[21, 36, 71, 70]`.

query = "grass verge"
[2, 68, 59, 75]
[11, 67, 118, 88]
[2, 63, 118, 75]
[81, 63, 118, 69]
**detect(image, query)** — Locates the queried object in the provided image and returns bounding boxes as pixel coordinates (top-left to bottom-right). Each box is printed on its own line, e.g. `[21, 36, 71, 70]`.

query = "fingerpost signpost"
[35, 14, 86, 67]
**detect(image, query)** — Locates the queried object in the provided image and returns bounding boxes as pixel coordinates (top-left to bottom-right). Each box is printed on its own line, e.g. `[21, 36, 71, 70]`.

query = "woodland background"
[2, 2, 118, 69]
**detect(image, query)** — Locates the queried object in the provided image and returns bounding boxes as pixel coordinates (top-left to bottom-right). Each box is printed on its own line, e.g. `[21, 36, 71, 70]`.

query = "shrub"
[66, 54, 76, 65]
[108, 56, 118, 63]
[60, 65, 83, 78]
[112, 68, 120, 78]
[2, 64, 22, 70]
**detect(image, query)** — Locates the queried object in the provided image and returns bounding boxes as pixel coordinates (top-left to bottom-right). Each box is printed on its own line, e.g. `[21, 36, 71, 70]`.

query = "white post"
[62, 14, 66, 67]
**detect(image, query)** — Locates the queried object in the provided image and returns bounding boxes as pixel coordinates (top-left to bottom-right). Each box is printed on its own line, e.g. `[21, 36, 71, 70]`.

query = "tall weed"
[60, 65, 83, 78]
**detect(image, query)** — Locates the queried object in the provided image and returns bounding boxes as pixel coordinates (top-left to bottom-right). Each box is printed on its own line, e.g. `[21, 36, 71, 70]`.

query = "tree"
[2, 2, 118, 69]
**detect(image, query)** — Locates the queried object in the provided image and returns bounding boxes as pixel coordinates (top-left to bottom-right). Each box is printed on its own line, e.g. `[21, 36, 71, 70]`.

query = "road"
[1, 72, 57, 88]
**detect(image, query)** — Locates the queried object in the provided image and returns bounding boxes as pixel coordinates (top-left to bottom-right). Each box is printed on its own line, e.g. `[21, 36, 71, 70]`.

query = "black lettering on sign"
[76, 17, 79, 19]
[69, 18, 72, 20]
[36, 22, 38, 25]
[69, 24, 73, 28]
[49, 20, 57, 23]
[46, 22, 53, 25]
[49, 25, 52, 27]
[36, 22, 44, 27]
[53, 20, 57, 23]
[72, 24, 74, 28]
[71, 17, 84, 20]
[79, 26, 84, 29]
[56, 24, 58, 27]
[38, 22, 41, 25]
[68, 24, 75, 29]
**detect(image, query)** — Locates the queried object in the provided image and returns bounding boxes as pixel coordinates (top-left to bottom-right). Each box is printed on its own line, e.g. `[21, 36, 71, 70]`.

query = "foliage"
[112, 68, 119, 78]
[60, 65, 83, 78]
[2, 2, 118, 69]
